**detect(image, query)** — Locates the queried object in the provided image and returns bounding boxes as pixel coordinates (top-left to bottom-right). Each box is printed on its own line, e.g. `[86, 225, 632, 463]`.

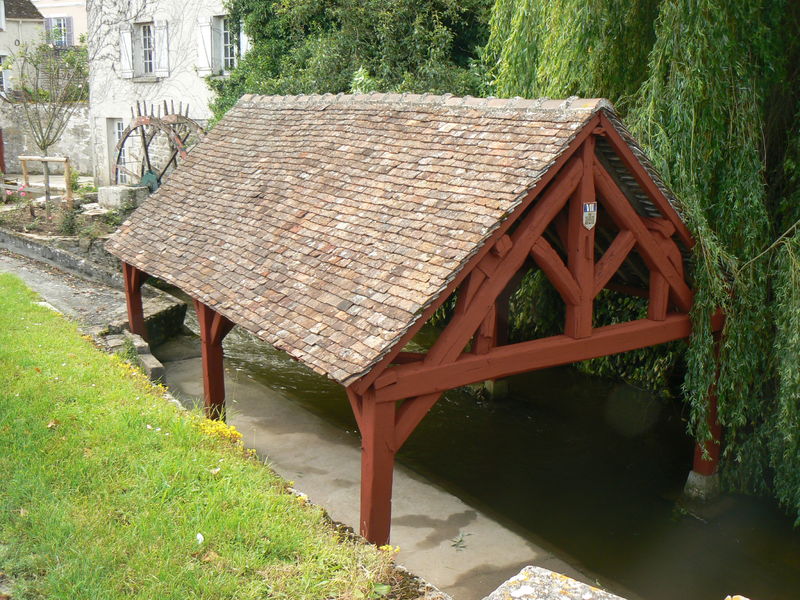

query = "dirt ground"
[0, 203, 120, 238]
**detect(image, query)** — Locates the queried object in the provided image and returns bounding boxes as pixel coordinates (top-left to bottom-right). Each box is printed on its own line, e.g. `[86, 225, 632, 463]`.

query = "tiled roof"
[6, 0, 43, 20]
[106, 93, 626, 385]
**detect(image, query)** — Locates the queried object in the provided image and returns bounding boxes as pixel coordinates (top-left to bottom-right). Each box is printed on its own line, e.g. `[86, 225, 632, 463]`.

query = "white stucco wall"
[88, 0, 232, 184]
[0, 19, 45, 86]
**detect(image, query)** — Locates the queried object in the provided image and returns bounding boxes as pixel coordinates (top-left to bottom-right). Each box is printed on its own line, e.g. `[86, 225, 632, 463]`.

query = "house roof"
[106, 93, 683, 386]
[5, 0, 44, 20]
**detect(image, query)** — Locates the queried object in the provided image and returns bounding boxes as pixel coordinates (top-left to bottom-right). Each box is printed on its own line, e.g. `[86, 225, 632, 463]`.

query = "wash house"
[106, 93, 723, 546]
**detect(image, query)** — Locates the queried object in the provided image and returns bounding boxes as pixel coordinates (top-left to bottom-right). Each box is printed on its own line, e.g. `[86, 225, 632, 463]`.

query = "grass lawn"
[0, 273, 395, 599]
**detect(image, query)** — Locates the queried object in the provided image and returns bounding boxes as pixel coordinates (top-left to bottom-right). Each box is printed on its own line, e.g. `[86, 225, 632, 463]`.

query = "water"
[160, 310, 800, 600]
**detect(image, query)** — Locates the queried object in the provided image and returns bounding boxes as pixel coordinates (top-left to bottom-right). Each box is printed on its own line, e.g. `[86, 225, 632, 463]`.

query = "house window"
[222, 18, 236, 71]
[198, 16, 246, 76]
[120, 21, 168, 80]
[0, 55, 8, 94]
[115, 120, 128, 184]
[140, 23, 155, 75]
[109, 118, 128, 184]
[46, 17, 73, 47]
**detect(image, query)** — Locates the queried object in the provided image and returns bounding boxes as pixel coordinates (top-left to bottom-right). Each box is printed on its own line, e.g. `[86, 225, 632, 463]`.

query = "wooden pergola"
[108, 93, 722, 546]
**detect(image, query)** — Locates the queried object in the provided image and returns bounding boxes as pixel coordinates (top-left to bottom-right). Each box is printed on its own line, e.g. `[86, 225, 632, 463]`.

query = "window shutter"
[210, 18, 222, 75]
[65, 17, 74, 46]
[119, 26, 133, 79]
[196, 18, 212, 76]
[153, 20, 169, 77]
[0, 1, 6, 32]
[240, 23, 250, 57]
[44, 17, 53, 38]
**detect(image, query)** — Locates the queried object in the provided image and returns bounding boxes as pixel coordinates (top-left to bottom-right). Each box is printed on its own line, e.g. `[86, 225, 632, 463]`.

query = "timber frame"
[118, 106, 723, 547]
[341, 113, 723, 544]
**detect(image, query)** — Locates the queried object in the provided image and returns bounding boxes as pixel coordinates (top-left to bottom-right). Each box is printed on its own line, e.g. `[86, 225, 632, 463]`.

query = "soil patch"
[0, 203, 120, 239]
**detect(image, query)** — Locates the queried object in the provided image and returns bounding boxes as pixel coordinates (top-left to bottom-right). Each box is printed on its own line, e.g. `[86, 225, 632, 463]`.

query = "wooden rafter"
[597, 112, 694, 247]
[593, 160, 693, 312]
[593, 230, 636, 296]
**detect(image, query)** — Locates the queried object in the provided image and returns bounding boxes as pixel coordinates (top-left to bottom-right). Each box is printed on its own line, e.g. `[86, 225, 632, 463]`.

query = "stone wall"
[0, 103, 92, 175]
[0, 227, 120, 288]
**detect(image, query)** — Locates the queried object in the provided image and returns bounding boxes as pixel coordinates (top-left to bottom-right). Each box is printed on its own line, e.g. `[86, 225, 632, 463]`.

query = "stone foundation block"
[137, 353, 165, 382]
[98, 185, 149, 210]
[683, 470, 720, 501]
[483, 566, 625, 600]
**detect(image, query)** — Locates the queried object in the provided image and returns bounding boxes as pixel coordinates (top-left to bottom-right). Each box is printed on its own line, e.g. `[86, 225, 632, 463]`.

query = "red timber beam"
[194, 300, 235, 420]
[597, 112, 694, 248]
[372, 312, 725, 404]
[122, 261, 149, 340]
[564, 136, 596, 338]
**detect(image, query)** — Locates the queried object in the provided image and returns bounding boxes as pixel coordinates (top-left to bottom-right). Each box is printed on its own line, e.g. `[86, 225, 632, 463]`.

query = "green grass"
[0, 273, 393, 599]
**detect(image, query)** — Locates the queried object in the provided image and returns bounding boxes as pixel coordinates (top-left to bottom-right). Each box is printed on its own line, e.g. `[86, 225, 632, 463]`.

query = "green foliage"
[69, 168, 80, 192]
[507, 269, 562, 341]
[57, 207, 79, 235]
[580, 291, 685, 398]
[772, 233, 800, 523]
[485, 0, 800, 520]
[484, 0, 660, 113]
[209, 0, 492, 119]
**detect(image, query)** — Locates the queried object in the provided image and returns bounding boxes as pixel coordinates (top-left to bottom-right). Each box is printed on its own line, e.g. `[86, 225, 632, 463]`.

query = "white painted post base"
[683, 470, 720, 501]
[484, 379, 509, 400]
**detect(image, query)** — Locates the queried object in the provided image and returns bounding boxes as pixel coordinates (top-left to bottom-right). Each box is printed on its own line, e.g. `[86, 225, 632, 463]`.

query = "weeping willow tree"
[484, 0, 800, 521]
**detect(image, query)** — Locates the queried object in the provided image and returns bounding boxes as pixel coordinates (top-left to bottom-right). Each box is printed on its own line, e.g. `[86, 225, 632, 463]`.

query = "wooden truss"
[343, 114, 722, 545]
[120, 112, 723, 548]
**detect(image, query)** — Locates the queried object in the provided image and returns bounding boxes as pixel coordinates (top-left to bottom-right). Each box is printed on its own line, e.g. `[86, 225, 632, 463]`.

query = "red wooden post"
[692, 335, 722, 476]
[473, 305, 496, 355]
[565, 138, 596, 338]
[122, 262, 148, 340]
[359, 392, 397, 546]
[692, 393, 721, 476]
[194, 300, 235, 420]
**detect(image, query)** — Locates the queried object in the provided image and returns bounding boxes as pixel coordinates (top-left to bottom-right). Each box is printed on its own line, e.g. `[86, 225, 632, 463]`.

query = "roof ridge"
[239, 92, 613, 114]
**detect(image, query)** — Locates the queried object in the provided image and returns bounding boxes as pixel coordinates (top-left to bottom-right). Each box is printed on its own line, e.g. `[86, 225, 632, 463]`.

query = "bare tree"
[1, 40, 88, 219]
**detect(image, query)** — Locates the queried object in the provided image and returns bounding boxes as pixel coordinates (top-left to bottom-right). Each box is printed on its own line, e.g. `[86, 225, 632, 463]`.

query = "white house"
[87, 0, 248, 185]
[0, 0, 45, 172]
[31, 0, 87, 47]
[0, 0, 45, 92]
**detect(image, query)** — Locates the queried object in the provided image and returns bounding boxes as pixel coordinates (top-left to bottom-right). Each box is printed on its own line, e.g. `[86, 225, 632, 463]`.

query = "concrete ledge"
[0, 226, 122, 289]
[483, 567, 624, 600]
[103, 332, 166, 383]
[0, 229, 187, 345]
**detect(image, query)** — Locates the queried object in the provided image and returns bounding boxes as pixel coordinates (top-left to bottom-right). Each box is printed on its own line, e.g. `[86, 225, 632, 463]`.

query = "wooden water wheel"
[114, 101, 206, 190]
